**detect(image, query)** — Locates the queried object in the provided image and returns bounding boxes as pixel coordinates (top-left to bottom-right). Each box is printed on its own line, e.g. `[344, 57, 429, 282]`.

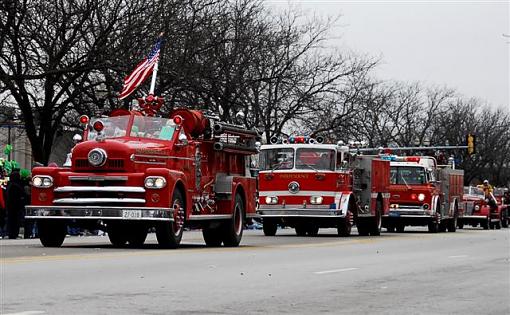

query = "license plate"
[122, 210, 142, 219]
[389, 212, 400, 217]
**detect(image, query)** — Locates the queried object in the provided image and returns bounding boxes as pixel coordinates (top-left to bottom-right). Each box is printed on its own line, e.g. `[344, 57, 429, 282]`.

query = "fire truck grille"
[53, 186, 146, 205]
[74, 159, 125, 170]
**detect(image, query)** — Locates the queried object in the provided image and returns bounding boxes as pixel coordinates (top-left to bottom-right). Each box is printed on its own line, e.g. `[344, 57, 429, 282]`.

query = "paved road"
[1, 227, 509, 315]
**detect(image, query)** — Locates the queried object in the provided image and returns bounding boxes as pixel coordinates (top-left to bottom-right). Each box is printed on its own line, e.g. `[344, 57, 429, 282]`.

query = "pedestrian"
[5, 169, 27, 239]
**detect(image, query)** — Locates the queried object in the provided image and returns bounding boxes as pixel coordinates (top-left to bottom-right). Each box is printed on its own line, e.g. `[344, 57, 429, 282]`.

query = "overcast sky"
[266, 0, 509, 110]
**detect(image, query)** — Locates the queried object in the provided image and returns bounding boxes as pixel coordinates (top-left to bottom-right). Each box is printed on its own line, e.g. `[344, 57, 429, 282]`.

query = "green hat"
[20, 168, 31, 179]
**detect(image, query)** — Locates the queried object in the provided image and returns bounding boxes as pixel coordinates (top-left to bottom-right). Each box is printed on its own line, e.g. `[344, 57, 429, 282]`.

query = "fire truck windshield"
[130, 116, 176, 140]
[260, 148, 294, 171]
[88, 116, 130, 140]
[296, 148, 335, 171]
[390, 166, 427, 185]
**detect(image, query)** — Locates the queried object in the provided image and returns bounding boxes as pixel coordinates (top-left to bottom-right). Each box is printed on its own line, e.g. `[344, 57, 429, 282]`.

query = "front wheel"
[262, 219, 278, 236]
[481, 217, 490, 230]
[156, 189, 185, 248]
[428, 221, 439, 233]
[369, 201, 383, 236]
[108, 222, 128, 247]
[203, 225, 223, 247]
[38, 220, 67, 247]
[222, 193, 245, 247]
[337, 212, 352, 237]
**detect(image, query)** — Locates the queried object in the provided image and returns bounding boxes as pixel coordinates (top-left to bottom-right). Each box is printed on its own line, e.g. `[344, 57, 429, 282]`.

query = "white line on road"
[448, 255, 468, 258]
[314, 267, 359, 275]
[4, 311, 46, 315]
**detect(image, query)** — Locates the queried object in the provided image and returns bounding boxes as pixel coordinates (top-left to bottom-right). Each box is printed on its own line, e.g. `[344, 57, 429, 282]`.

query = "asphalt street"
[1, 227, 509, 315]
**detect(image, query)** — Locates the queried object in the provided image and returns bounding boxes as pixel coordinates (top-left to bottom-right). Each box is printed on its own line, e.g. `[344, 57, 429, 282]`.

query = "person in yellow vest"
[477, 180, 494, 197]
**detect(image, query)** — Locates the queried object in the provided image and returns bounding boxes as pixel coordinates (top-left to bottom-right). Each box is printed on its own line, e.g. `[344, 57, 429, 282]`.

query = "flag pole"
[148, 32, 164, 95]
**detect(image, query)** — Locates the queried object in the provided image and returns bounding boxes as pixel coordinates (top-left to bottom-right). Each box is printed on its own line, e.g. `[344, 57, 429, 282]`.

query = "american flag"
[118, 36, 163, 100]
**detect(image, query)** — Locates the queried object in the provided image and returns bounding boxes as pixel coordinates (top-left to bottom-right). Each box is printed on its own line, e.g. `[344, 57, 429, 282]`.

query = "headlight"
[144, 176, 166, 189]
[88, 148, 107, 167]
[32, 175, 53, 188]
[474, 205, 480, 211]
[265, 196, 278, 204]
[310, 196, 323, 204]
[418, 193, 426, 202]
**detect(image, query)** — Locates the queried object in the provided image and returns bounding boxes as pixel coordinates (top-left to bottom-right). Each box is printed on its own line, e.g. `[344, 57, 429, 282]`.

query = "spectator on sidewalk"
[5, 169, 27, 239]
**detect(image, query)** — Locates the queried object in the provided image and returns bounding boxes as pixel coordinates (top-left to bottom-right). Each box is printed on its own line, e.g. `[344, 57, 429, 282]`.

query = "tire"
[502, 217, 509, 228]
[202, 226, 223, 247]
[38, 220, 67, 247]
[222, 193, 245, 247]
[438, 222, 447, 233]
[307, 224, 319, 236]
[357, 220, 370, 236]
[396, 224, 405, 233]
[262, 219, 278, 236]
[295, 224, 307, 236]
[127, 224, 148, 247]
[428, 221, 439, 233]
[457, 221, 464, 229]
[386, 225, 395, 232]
[156, 189, 185, 248]
[481, 217, 489, 230]
[337, 213, 352, 237]
[108, 223, 128, 247]
[370, 200, 383, 236]
[495, 221, 501, 229]
[447, 206, 458, 232]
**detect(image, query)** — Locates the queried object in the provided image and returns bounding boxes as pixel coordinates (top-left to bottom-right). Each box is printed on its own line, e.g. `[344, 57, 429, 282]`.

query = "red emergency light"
[93, 120, 104, 132]
[79, 115, 89, 124]
[173, 115, 183, 125]
[405, 157, 421, 163]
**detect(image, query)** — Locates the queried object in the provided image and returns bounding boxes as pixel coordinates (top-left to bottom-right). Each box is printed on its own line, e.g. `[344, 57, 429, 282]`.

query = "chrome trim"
[69, 176, 128, 181]
[257, 208, 344, 218]
[188, 214, 233, 220]
[246, 213, 260, 218]
[132, 154, 194, 161]
[383, 214, 434, 218]
[460, 215, 487, 219]
[53, 198, 145, 204]
[54, 186, 145, 193]
[259, 191, 340, 197]
[25, 205, 173, 221]
[133, 161, 166, 165]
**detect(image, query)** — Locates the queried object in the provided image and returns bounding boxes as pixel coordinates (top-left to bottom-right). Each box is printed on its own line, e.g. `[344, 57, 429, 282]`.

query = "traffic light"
[467, 134, 476, 155]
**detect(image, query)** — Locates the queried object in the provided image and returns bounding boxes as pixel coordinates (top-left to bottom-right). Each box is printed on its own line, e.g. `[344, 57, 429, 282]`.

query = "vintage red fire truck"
[256, 137, 390, 237]
[26, 97, 258, 248]
[383, 155, 463, 233]
[460, 186, 508, 229]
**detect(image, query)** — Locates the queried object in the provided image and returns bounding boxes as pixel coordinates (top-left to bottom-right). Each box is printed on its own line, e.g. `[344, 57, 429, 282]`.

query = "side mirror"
[73, 134, 82, 143]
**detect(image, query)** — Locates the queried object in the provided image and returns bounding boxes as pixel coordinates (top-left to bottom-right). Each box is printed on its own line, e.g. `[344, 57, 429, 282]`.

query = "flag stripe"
[118, 37, 162, 99]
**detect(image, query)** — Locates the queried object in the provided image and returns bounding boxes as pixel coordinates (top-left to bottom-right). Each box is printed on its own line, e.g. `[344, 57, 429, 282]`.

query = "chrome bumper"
[384, 209, 433, 219]
[25, 205, 174, 221]
[257, 207, 345, 218]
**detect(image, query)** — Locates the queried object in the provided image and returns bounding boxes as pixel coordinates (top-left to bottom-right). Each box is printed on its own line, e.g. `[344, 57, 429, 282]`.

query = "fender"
[145, 168, 188, 215]
[338, 192, 354, 217]
[431, 195, 441, 214]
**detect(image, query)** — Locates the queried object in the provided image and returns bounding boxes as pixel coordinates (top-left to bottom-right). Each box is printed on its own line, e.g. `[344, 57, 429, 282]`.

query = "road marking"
[314, 267, 359, 275]
[448, 255, 468, 258]
[4, 311, 46, 315]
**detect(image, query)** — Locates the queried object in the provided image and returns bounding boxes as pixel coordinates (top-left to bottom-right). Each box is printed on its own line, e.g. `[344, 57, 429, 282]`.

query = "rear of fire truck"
[256, 137, 390, 237]
[384, 156, 462, 233]
[26, 105, 258, 248]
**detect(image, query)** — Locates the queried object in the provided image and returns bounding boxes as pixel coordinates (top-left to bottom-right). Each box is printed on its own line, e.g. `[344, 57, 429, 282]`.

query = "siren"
[309, 138, 317, 144]
[316, 136, 324, 144]
[93, 120, 104, 132]
[173, 115, 183, 125]
[79, 115, 89, 125]
[270, 136, 279, 144]
[282, 138, 289, 144]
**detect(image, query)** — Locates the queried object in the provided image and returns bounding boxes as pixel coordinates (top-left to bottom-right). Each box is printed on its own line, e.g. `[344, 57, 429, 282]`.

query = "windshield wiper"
[400, 175, 411, 190]
[299, 163, 318, 172]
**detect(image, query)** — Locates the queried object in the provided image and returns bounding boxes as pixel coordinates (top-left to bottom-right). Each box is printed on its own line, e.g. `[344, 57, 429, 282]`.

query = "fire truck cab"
[257, 137, 390, 237]
[384, 156, 463, 233]
[26, 102, 258, 248]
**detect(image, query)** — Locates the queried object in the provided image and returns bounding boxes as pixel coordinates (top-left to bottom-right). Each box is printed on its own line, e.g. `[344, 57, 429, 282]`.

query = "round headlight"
[33, 177, 43, 187]
[265, 196, 272, 204]
[88, 148, 107, 167]
[474, 205, 480, 211]
[418, 193, 425, 202]
[42, 177, 52, 187]
[145, 178, 155, 188]
[154, 177, 166, 188]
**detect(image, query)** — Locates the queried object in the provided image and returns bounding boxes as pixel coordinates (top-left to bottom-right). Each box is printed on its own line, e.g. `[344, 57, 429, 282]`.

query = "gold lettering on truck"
[279, 174, 309, 179]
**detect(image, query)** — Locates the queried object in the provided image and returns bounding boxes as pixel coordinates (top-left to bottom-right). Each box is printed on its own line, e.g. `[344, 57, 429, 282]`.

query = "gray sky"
[267, 0, 509, 110]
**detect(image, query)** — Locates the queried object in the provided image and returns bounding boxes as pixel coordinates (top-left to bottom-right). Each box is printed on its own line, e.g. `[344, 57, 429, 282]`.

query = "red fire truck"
[26, 98, 258, 248]
[493, 188, 509, 228]
[383, 156, 463, 233]
[460, 186, 508, 229]
[256, 137, 390, 237]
